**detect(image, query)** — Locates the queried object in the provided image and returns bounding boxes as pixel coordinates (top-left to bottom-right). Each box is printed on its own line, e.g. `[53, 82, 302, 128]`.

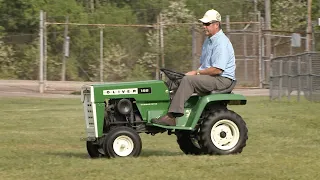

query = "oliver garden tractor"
[80, 68, 248, 158]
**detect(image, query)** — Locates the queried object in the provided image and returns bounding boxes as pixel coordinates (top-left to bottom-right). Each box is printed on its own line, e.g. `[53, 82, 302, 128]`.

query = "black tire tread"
[176, 131, 203, 155]
[199, 109, 248, 155]
[86, 141, 105, 158]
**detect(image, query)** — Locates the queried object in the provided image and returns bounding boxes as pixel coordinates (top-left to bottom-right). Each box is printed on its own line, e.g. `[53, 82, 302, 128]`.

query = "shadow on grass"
[47, 149, 183, 159]
[140, 149, 183, 157]
[47, 152, 91, 159]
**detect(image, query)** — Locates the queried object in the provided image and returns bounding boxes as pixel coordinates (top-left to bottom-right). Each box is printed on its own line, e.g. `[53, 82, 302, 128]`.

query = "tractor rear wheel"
[86, 141, 106, 158]
[199, 109, 248, 155]
[103, 127, 142, 158]
[176, 131, 204, 155]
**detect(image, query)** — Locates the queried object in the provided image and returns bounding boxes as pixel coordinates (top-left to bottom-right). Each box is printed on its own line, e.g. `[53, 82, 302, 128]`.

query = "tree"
[0, 41, 15, 78]
[271, 0, 307, 31]
[161, 0, 196, 72]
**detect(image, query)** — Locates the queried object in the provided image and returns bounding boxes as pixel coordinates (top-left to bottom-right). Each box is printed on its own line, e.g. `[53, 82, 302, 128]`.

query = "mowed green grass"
[1, 96, 320, 180]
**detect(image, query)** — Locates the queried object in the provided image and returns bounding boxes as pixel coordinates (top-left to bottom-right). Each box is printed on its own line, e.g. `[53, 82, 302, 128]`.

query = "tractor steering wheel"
[160, 68, 185, 81]
[160, 68, 185, 91]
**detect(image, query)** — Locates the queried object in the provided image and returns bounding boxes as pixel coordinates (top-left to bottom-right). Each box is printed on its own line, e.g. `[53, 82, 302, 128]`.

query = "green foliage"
[0, 41, 15, 79]
[103, 44, 127, 81]
[271, 0, 307, 31]
[126, 64, 154, 81]
[186, 0, 255, 21]
[0, 0, 46, 33]
[14, 41, 39, 80]
[161, 0, 195, 72]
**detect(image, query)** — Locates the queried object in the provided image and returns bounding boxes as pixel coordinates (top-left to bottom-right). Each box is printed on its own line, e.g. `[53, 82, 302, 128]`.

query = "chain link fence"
[261, 32, 309, 87]
[41, 13, 263, 88]
[269, 52, 320, 102]
[3, 7, 320, 94]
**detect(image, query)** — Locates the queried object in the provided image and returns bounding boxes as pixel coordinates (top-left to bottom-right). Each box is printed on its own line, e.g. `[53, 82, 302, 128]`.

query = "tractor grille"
[82, 86, 96, 138]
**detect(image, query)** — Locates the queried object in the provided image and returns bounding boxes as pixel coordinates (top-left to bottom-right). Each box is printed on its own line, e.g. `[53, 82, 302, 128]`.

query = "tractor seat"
[211, 80, 237, 94]
[191, 80, 237, 97]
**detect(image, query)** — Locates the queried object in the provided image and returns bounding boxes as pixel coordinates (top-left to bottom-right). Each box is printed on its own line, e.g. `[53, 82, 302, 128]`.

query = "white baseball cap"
[199, 9, 221, 23]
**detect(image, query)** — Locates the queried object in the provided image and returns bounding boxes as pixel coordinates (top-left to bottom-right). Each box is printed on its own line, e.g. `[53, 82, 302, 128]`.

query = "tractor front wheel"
[103, 127, 142, 158]
[199, 109, 248, 155]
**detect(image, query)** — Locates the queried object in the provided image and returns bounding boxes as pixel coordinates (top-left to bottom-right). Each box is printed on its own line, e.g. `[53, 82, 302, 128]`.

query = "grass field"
[1, 96, 320, 180]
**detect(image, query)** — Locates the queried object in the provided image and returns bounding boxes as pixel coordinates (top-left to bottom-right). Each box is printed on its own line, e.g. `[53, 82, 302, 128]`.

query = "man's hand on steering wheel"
[185, 70, 197, 76]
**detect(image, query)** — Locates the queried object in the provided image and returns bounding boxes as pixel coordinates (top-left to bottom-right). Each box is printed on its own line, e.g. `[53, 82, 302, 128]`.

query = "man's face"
[202, 21, 220, 37]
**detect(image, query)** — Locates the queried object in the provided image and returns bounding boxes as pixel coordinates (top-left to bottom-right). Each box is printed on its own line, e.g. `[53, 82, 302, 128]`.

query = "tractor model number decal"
[138, 87, 151, 94]
[103, 88, 138, 95]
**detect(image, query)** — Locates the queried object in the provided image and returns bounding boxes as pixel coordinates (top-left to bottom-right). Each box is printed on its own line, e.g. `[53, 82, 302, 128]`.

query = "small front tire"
[103, 127, 142, 158]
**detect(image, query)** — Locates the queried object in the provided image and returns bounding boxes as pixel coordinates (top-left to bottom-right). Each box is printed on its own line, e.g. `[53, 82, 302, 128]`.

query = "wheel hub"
[113, 135, 134, 157]
[220, 131, 227, 138]
[211, 120, 240, 150]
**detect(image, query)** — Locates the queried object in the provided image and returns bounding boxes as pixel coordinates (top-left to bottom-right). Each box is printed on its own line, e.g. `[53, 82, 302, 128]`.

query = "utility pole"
[100, 28, 104, 82]
[307, 0, 313, 51]
[159, 13, 165, 69]
[61, 16, 69, 81]
[254, 0, 258, 12]
[156, 15, 160, 80]
[265, 0, 271, 59]
[39, 10, 44, 93]
[90, 0, 94, 13]
[265, 0, 271, 87]
[192, 24, 197, 70]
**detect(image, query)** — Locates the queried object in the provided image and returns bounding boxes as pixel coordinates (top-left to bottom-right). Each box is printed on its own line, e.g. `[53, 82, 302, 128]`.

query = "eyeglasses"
[202, 21, 218, 26]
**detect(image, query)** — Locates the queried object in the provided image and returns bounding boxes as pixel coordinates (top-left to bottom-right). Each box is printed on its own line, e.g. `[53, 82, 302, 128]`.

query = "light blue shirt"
[199, 29, 236, 80]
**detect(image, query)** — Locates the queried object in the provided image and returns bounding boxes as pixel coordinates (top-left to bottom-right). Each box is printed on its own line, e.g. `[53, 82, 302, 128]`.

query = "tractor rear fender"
[185, 93, 247, 129]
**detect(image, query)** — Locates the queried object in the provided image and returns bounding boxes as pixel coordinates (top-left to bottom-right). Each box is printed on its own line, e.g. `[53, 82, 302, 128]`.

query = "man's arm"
[185, 67, 222, 76]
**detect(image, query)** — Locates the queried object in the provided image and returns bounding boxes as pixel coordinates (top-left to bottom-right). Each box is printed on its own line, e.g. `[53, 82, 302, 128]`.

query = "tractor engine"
[103, 99, 143, 132]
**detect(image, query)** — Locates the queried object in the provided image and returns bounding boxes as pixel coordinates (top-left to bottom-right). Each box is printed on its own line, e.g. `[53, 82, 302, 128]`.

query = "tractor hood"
[81, 80, 170, 103]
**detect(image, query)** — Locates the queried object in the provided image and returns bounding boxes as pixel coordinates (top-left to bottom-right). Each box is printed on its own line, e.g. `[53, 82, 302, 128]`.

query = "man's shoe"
[151, 114, 176, 126]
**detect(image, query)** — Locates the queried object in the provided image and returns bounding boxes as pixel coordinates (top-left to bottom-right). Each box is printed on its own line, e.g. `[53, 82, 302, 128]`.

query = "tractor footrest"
[147, 123, 192, 130]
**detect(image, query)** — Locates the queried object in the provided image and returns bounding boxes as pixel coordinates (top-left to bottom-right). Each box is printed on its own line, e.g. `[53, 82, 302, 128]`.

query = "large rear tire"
[103, 127, 142, 158]
[199, 109, 248, 155]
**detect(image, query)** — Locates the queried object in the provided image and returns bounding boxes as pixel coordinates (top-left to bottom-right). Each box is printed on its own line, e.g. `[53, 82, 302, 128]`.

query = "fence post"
[288, 58, 292, 101]
[261, 17, 266, 85]
[244, 31, 248, 82]
[278, 59, 283, 100]
[269, 57, 273, 100]
[297, 56, 301, 102]
[226, 15, 230, 38]
[39, 10, 44, 93]
[258, 12, 263, 88]
[308, 53, 313, 101]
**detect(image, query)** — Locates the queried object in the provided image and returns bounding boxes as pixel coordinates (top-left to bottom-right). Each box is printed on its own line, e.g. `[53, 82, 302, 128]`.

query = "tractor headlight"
[117, 99, 132, 115]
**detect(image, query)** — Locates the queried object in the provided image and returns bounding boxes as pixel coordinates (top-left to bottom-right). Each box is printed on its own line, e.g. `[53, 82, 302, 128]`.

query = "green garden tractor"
[80, 68, 248, 158]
